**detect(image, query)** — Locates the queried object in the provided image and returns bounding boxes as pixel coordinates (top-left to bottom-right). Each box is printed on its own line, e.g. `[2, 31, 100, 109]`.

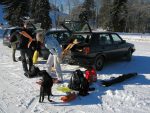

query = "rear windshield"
[64, 21, 91, 33]
[72, 34, 91, 44]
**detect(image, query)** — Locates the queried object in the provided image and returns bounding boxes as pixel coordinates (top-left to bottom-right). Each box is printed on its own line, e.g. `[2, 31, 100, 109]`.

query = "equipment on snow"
[85, 66, 97, 84]
[57, 86, 72, 93]
[24, 65, 40, 78]
[68, 69, 85, 91]
[60, 92, 77, 102]
[68, 69, 89, 96]
[101, 73, 138, 87]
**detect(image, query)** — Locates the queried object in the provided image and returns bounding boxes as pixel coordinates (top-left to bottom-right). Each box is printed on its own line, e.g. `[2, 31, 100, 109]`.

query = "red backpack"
[85, 67, 97, 83]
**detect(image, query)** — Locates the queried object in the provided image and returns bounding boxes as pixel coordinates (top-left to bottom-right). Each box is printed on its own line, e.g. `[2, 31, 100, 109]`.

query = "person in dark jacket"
[19, 22, 35, 74]
[10, 30, 20, 62]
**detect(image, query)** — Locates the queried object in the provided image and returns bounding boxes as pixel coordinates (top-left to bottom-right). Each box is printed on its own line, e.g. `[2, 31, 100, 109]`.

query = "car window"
[59, 33, 69, 42]
[46, 31, 70, 44]
[64, 21, 91, 32]
[73, 34, 91, 43]
[111, 34, 122, 44]
[99, 34, 112, 45]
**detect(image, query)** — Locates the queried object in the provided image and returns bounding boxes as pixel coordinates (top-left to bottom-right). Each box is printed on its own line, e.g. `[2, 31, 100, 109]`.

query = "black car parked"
[60, 21, 135, 70]
[70, 32, 135, 70]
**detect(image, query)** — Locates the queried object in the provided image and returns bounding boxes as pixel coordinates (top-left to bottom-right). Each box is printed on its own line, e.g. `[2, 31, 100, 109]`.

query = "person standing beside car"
[9, 30, 21, 62]
[44, 35, 63, 82]
[18, 22, 35, 74]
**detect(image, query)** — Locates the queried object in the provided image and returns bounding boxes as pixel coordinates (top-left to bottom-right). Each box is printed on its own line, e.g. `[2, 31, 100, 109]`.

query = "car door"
[92, 33, 115, 59]
[110, 33, 128, 58]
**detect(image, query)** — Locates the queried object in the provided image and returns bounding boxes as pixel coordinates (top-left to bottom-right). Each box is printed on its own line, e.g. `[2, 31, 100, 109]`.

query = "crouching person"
[44, 35, 63, 83]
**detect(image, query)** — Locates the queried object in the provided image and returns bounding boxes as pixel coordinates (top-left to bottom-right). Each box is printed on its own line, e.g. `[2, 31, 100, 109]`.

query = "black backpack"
[68, 69, 84, 91]
[79, 77, 89, 96]
[25, 65, 40, 78]
[68, 69, 89, 96]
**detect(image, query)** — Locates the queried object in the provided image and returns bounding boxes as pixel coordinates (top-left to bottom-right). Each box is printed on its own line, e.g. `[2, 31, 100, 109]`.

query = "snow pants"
[20, 49, 33, 72]
[46, 49, 63, 81]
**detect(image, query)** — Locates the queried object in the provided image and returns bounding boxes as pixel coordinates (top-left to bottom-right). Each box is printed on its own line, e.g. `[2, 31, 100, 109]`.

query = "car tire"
[126, 49, 132, 61]
[95, 55, 104, 71]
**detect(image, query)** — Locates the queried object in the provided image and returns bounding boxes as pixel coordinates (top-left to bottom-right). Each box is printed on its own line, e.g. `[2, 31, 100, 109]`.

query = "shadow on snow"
[54, 55, 150, 106]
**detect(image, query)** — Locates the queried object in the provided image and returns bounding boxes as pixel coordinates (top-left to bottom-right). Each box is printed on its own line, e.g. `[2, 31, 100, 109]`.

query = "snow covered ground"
[0, 35, 150, 113]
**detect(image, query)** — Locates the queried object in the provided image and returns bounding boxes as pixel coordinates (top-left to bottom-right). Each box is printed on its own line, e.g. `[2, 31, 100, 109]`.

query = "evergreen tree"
[0, 0, 29, 26]
[98, 0, 113, 30]
[30, 0, 52, 30]
[79, 0, 95, 22]
[111, 0, 128, 32]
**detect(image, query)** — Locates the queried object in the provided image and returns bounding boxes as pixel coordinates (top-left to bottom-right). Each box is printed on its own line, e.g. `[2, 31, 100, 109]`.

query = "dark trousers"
[20, 49, 33, 72]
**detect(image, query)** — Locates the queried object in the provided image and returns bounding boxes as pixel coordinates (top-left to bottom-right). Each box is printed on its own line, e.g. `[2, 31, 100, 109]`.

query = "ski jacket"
[18, 28, 34, 49]
[10, 31, 20, 49]
[44, 35, 62, 57]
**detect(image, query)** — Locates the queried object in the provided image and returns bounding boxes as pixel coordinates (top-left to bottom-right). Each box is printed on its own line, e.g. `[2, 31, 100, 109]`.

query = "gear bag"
[85, 66, 97, 84]
[68, 69, 89, 96]
[25, 65, 40, 78]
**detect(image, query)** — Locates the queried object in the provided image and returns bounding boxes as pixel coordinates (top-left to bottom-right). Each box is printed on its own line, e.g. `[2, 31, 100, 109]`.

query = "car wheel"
[95, 55, 104, 71]
[126, 49, 132, 61]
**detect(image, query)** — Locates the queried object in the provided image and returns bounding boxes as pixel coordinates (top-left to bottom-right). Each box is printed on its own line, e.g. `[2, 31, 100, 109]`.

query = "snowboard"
[60, 92, 77, 102]
[33, 50, 39, 64]
[101, 73, 137, 87]
[57, 86, 72, 93]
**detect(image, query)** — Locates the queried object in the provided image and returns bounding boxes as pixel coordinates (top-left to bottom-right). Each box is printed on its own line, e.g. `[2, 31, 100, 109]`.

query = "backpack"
[85, 66, 97, 84]
[68, 70, 89, 96]
[78, 77, 89, 96]
[68, 69, 84, 91]
[25, 65, 40, 78]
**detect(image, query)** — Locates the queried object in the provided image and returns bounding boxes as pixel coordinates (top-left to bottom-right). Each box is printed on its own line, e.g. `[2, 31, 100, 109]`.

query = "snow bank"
[94, 28, 150, 42]
[118, 33, 150, 42]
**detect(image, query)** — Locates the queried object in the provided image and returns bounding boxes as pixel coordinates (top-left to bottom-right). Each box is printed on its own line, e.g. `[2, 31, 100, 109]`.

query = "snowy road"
[0, 39, 150, 113]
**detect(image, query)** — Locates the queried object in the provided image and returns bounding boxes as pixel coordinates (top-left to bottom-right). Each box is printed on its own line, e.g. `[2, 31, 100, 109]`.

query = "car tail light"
[83, 47, 90, 54]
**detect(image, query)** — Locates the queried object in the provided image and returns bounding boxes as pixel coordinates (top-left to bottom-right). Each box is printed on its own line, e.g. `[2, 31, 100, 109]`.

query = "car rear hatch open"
[61, 21, 92, 55]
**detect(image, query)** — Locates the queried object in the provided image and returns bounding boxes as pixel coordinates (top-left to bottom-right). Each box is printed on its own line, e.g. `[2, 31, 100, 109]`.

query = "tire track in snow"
[21, 96, 39, 113]
[0, 106, 7, 113]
